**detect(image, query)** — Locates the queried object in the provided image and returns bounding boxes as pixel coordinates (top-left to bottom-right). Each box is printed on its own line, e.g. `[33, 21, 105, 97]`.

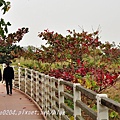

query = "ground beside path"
[0, 82, 45, 120]
[103, 78, 120, 103]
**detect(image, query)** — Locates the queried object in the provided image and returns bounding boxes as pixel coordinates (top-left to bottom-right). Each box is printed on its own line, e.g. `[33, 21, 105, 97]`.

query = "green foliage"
[85, 74, 99, 90]
[92, 104, 97, 111]
[65, 98, 74, 110]
[0, 18, 11, 38]
[0, 0, 10, 14]
[0, 0, 11, 38]
[110, 111, 119, 119]
[0, 0, 29, 63]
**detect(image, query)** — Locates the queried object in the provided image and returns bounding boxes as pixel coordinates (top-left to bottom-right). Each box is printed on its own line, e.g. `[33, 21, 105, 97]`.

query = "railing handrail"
[11, 66, 120, 120]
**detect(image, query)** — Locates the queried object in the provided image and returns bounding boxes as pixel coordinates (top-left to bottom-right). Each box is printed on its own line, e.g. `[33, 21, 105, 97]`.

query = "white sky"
[2, 0, 120, 47]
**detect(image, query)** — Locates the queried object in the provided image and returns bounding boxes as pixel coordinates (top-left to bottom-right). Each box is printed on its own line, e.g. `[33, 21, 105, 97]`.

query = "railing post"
[1, 64, 5, 83]
[36, 71, 39, 103]
[58, 79, 65, 119]
[25, 68, 27, 94]
[12, 66, 15, 87]
[50, 77, 55, 119]
[46, 75, 50, 106]
[44, 75, 49, 118]
[51, 77, 55, 105]
[31, 69, 33, 98]
[73, 83, 81, 119]
[96, 94, 109, 120]
[18, 67, 21, 90]
[2, 63, 6, 70]
[41, 74, 45, 110]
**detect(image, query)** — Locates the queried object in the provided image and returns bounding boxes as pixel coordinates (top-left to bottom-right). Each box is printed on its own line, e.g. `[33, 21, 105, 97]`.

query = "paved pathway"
[0, 82, 45, 120]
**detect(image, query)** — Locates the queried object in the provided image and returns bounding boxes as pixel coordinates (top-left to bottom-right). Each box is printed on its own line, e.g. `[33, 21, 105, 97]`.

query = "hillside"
[103, 77, 120, 102]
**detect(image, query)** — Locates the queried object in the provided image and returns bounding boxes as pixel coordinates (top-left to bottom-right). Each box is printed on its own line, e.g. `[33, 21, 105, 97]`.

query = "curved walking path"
[0, 82, 45, 120]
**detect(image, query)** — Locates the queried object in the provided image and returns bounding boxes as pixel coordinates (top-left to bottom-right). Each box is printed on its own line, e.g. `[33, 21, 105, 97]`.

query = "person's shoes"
[9, 94, 12, 96]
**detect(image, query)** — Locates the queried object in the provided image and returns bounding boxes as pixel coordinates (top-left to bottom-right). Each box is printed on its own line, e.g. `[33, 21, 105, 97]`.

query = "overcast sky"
[2, 0, 120, 47]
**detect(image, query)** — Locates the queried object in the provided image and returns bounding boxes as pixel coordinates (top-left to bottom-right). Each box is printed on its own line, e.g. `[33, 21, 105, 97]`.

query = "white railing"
[12, 67, 120, 120]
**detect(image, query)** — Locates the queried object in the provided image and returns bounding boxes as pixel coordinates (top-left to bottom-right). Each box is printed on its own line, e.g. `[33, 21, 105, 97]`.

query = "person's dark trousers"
[5, 79, 12, 94]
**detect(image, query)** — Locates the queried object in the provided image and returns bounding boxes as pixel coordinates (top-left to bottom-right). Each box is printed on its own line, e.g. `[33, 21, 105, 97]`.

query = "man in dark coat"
[3, 62, 14, 95]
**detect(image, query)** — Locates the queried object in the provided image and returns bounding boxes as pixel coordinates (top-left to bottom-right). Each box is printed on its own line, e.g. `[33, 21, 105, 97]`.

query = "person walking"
[3, 62, 14, 95]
